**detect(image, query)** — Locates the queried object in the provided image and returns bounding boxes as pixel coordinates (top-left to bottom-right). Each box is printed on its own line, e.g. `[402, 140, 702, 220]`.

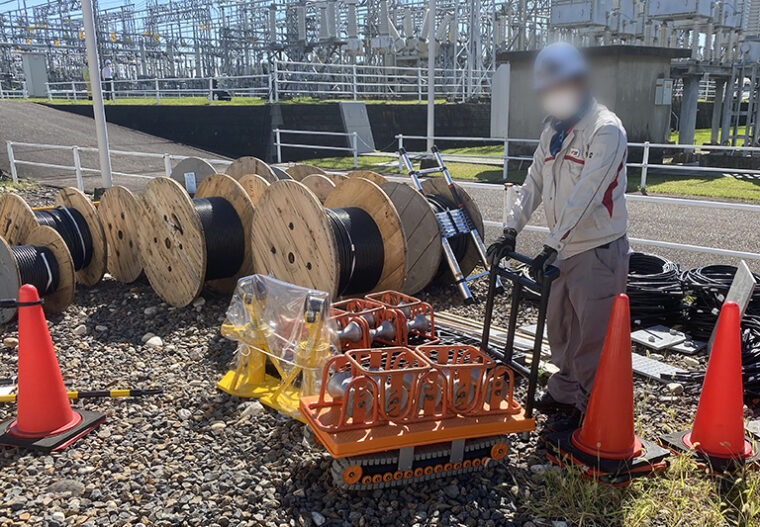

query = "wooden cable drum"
[170, 157, 217, 193]
[97, 186, 144, 283]
[323, 172, 348, 185]
[380, 181, 441, 295]
[285, 164, 327, 181]
[345, 170, 388, 186]
[225, 156, 279, 183]
[420, 177, 485, 283]
[238, 174, 270, 205]
[138, 174, 254, 307]
[301, 174, 336, 204]
[0, 225, 75, 324]
[251, 178, 406, 298]
[0, 189, 107, 286]
[270, 166, 293, 181]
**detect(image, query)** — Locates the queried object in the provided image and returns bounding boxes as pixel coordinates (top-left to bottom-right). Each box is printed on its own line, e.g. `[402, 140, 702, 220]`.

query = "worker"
[81, 58, 92, 100]
[101, 59, 113, 100]
[487, 42, 629, 426]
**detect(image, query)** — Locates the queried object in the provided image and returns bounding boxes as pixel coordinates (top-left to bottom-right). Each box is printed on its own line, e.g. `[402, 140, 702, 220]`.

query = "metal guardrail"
[0, 80, 27, 99]
[396, 134, 760, 193]
[5, 141, 231, 191]
[45, 61, 493, 103]
[273, 129, 359, 168]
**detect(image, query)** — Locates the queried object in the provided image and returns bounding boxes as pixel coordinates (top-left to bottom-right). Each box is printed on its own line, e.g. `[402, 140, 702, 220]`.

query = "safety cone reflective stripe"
[685, 301, 752, 459]
[571, 294, 643, 460]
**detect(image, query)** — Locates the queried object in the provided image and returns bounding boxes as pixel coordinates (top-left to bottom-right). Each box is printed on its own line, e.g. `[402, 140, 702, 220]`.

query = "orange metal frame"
[300, 345, 535, 458]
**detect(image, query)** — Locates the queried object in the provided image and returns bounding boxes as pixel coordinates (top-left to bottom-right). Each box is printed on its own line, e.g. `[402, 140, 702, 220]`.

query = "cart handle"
[492, 250, 560, 289]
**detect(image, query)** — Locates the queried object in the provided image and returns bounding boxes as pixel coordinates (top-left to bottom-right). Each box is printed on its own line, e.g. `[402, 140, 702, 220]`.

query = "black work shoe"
[540, 410, 584, 436]
[532, 392, 576, 414]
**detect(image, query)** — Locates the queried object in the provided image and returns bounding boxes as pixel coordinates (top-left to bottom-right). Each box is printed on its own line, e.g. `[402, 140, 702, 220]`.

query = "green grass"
[304, 141, 760, 202]
[669, 126, 748, 145]
[0, 177, 38, 193]
[521, 453, 760, 526]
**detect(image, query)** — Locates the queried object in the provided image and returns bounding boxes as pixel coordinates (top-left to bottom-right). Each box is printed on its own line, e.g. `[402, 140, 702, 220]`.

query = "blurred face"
[540, 80, 585, 121]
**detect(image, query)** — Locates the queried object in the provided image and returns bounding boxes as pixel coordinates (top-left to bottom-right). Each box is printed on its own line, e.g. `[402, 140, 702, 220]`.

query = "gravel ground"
[0, 185, 752, 527]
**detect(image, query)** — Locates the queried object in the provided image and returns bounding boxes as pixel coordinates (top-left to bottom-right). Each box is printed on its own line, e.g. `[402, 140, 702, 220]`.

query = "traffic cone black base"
[659, 430, 759, 473]
[545, 430, 670, 487]
[0, 410, 105, 452]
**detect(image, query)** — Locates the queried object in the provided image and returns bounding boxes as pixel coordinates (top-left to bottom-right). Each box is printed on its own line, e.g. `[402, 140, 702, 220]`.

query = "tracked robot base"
[300, 252, 558, 489]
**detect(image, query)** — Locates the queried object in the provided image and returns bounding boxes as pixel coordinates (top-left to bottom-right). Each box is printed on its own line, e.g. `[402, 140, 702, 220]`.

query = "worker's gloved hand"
[530, 245, 557, 286]
[487, 228, 517, 265]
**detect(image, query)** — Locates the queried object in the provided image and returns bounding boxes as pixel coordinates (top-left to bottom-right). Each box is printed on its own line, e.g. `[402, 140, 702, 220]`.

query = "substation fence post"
[352, 64, 358, 101]
[397, 134, 404, 171]
[46, 83, 52, 101]
[352, 132, 358, 169]
[275, 129, 282, 163]
[208, 77, 214, 104]
[72, 82, 77, 102]
[163, 154, 172, 178]
[0, 82, 4, 99]
[6, 142, 18, 183]
[273, 61, 280, 103]
[155, 79, 160, 104]
[417, 69, 422, 103]
[268, 73, 273, 104]
[111, 80, 116, 101]
[641, 141, 650, 194]
[502, 138, 509, 183]
[72, 146, 84, 191]
[22, 81, 27, 100]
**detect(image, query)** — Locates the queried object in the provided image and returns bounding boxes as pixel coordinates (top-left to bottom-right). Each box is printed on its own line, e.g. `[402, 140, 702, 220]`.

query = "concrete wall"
[47, 102, 491, 162]
[496, 46, 690, 144]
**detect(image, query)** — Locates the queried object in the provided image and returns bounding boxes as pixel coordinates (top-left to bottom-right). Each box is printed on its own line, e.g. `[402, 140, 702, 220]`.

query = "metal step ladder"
[398, 145, 502, 303]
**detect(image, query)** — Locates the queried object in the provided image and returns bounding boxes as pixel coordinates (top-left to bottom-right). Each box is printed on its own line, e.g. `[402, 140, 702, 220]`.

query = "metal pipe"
[82, 0, 113, 188]
[426, 0, 435, 153]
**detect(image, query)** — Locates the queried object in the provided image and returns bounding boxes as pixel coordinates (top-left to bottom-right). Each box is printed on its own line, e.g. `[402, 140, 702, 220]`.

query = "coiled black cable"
[34, 208, 93, 271]
[192, 197, 245, 281]
[11, 245, 60, 295]
[626, 253, 683, 327]
[326, 207, 384, 296]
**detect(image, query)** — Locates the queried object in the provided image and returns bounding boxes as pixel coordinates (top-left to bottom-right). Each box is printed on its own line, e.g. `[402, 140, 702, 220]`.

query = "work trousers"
[545, 236, 630, 411]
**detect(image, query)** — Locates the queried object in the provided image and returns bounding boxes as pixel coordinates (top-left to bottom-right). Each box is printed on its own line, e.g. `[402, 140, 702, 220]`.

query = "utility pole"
[82, 0, 113, 188]
[426, 0, 435, 152]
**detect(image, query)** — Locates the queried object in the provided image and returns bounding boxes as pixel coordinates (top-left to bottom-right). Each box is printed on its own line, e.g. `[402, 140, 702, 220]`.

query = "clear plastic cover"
[221, 275, 337, 403]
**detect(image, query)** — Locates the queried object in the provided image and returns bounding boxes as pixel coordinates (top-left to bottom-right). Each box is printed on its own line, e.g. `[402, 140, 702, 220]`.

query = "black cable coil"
[11, 245, 60, 296]
[626, 253, 683, 328]
[193, 197, 245, 281]
[326, 207, 384, 296]
[681, 265, 760, 341]
[35, 208, 93, 271]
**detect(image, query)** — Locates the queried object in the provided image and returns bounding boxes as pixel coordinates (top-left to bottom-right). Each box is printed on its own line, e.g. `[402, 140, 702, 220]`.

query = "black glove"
[487, 228, 517, 265]
[530, 245, 557, 286]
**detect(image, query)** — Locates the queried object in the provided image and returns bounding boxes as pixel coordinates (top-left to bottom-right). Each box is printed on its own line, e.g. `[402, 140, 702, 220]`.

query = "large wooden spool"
[225, 156, 278, 183]
[97, 186, 144, 283]
[170, 157, 216, 193]
[251, 178, 407, 297]
[138, 174, 254, 307]
[0, 189, 107, 286]
[0, 225, 75, 324]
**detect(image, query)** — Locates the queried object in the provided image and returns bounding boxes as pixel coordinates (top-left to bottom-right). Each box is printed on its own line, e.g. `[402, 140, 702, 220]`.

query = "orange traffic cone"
[571, 294, 642, 459]
[660, 301, 755, 468]
[0, 285, 105, 451]
[545, 294, 669, 485]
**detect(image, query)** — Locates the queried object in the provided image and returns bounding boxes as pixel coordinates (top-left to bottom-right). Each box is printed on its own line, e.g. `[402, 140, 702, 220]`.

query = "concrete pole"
[81, 0, 113, 188]
[710, 78, 726, 144]
[678, 75, 700, 151]
[426, 0, 435, 152]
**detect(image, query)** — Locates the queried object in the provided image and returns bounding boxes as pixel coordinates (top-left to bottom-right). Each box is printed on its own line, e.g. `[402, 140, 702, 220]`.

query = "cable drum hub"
[326, 207, 385, 296]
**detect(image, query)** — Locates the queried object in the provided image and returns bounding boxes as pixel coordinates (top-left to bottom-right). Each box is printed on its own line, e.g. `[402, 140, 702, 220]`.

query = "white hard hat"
[104, 59, 111, 64]
[533, 42, 588, 92]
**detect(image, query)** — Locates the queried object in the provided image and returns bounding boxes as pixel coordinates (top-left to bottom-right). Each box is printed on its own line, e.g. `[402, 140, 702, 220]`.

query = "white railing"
[396, 134, 760, 193]
[5, 140, 231, 191]
[273, 129, 359, 168]
[44, 62, 492, 103]
[0, 80, 28, 99]
[46, 74, 271, 104]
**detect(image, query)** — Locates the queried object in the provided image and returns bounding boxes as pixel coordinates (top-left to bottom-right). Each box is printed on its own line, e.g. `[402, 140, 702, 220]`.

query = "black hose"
[11, 245, 60, 295]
